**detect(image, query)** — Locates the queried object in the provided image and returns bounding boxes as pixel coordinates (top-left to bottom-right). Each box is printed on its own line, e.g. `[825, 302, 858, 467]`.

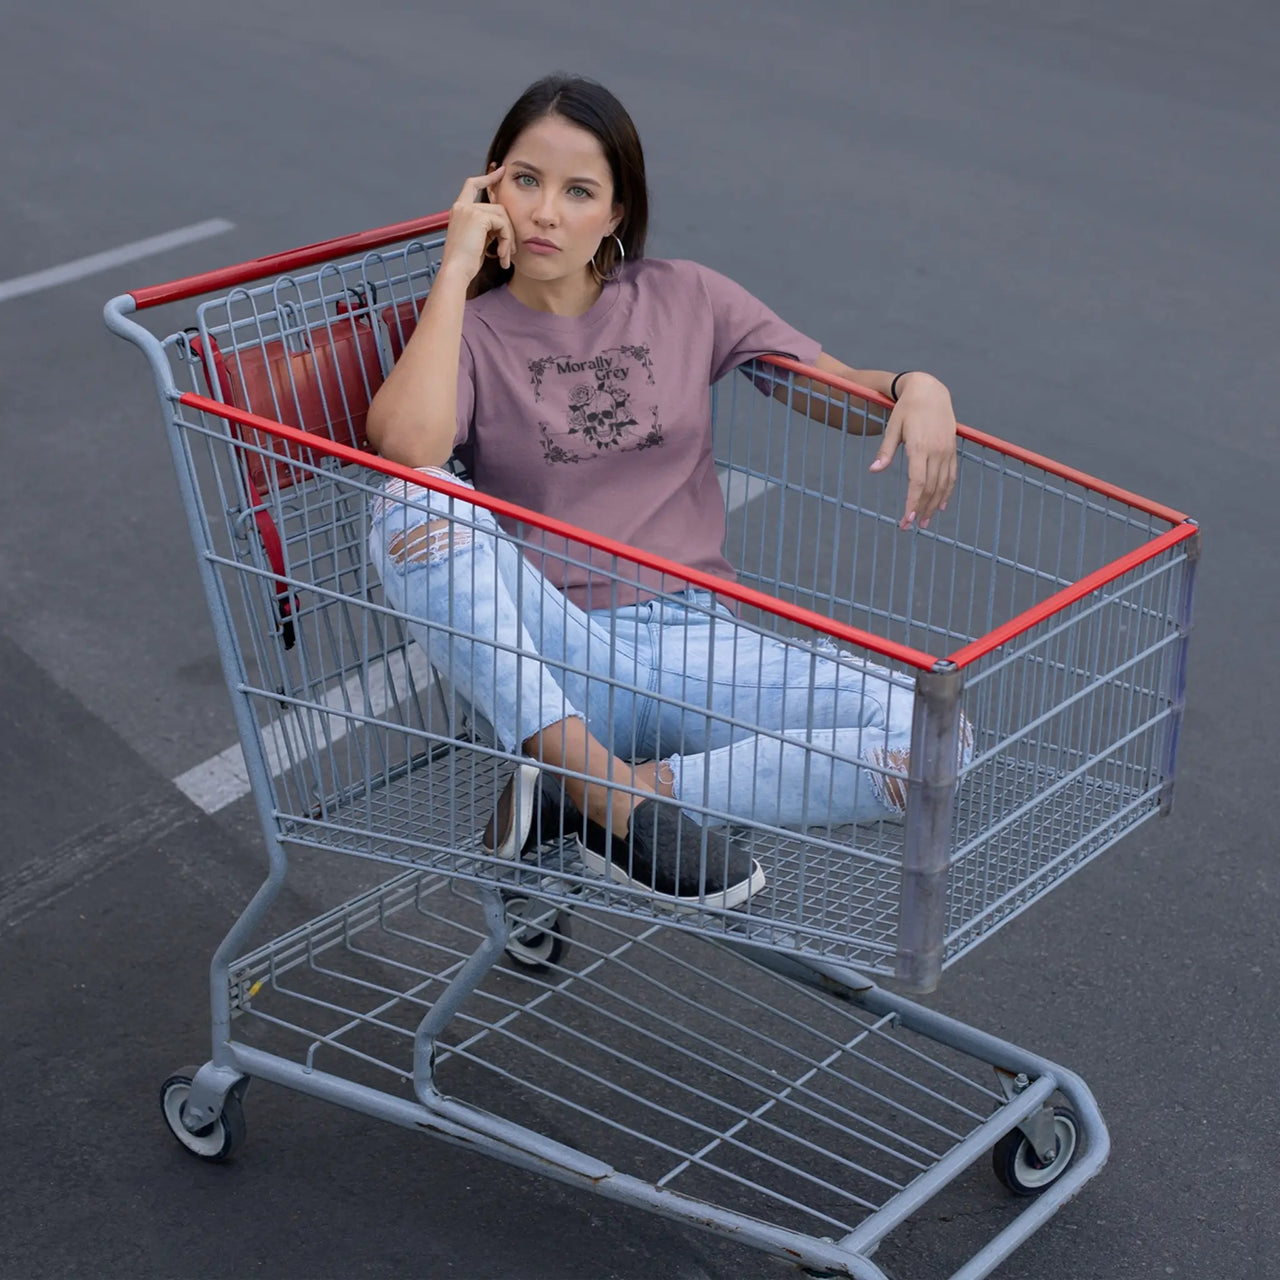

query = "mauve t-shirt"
[454, 257, 821, 610]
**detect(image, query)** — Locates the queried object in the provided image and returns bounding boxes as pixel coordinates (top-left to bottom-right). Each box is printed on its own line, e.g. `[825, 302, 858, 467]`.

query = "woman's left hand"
[870, 372, 958, 529]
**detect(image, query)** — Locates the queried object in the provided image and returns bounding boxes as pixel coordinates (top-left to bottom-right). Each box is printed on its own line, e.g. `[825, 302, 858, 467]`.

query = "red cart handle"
[127, 212, 451, 310]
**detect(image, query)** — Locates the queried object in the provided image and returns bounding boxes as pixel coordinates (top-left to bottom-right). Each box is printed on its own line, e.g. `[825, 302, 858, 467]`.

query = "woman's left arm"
[785, 353, 957, 530]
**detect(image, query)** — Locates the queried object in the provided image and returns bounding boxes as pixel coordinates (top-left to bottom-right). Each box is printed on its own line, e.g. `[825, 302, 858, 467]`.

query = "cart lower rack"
[218, 866, 1105, 1280]
[106, 211, 1197, 1279]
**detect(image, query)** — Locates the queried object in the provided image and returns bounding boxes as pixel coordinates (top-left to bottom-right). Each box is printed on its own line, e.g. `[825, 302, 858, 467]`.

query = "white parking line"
[173, 645, 435, 814]
[0, 218, 235, 303]
[174, 467, 776, 815]
[718, 466, 771, 512]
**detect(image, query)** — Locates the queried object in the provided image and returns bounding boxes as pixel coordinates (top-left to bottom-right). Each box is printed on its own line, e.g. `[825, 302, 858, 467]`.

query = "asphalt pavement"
[1, 2, 1277, 1277]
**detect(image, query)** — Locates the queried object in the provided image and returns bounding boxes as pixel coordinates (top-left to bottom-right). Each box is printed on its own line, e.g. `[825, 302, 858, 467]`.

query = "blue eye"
[568, 186, 591, 199]
[515, 173, 537, 187]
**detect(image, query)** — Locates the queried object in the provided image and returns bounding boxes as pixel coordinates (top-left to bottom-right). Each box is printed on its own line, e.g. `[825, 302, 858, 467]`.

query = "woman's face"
[492, 114, 622, 285]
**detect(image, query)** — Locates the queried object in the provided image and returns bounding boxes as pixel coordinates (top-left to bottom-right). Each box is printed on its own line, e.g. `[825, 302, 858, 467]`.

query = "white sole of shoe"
[483, 762, 542, 860]
[577, 842, 766, 912]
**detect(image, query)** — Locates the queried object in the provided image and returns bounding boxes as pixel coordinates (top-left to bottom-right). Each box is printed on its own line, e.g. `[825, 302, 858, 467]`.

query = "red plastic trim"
[129, 212, 452, 310]
[178, 392, 944, 671]
[944, 521, 1199, 669]
[760, 355, 1189, 526]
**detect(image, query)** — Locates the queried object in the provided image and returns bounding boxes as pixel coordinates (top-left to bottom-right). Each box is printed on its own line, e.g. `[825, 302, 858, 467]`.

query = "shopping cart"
[105, 212, 1198, 1280]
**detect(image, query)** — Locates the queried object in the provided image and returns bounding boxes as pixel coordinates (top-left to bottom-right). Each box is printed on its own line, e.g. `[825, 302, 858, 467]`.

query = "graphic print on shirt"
[528, 345, 662, 464]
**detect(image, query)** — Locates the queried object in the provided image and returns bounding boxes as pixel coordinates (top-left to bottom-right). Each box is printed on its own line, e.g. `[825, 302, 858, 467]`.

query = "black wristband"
[889, 370, 916, 402]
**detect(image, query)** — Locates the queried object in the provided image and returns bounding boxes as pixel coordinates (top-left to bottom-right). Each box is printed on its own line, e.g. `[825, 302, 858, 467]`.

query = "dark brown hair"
[470, 74, 649, 298]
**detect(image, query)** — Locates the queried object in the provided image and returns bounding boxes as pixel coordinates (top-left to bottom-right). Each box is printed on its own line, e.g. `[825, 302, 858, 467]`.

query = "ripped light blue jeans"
[368, 468, 918, 829]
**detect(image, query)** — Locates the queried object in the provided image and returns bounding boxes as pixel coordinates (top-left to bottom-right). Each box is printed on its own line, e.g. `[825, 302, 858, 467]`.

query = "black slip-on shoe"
[578, 797, 765, 910]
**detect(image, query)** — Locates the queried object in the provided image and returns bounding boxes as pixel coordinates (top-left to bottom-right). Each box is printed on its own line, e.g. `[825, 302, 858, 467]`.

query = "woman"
[366, 74, 960, 911]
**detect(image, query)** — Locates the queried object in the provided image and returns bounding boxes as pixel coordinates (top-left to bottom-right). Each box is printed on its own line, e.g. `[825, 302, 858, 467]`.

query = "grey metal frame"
[102, 223, 1196, 1278]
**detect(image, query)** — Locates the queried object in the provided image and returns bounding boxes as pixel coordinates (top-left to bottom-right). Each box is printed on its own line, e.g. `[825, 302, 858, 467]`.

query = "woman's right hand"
[439, 167, 514, 281]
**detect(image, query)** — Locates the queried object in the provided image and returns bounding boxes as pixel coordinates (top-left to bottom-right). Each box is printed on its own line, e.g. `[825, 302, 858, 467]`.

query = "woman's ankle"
[590, 760, 675, 837]
[634, 759, 676, 800]
[523, 720, 676, 838]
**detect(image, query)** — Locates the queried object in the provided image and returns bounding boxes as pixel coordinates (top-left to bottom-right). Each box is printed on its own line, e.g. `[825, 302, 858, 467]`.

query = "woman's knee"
[810, 642, 905, 725]
[375, 467, 486, 567]
[385, 518, 473, 567]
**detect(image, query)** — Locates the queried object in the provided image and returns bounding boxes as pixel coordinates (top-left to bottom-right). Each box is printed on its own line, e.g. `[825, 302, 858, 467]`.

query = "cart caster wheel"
[993, 1105, 1079, 1196]
[160, 1067, 247, 1162]
[503, 897, 568, 973]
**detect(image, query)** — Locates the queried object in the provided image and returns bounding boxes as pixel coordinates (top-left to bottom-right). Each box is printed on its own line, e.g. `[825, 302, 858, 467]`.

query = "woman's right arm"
[365, 168, 512, 467]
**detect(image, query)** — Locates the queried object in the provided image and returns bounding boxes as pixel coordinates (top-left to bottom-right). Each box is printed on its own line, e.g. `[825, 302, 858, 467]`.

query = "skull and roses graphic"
[528, 345, 663, 464]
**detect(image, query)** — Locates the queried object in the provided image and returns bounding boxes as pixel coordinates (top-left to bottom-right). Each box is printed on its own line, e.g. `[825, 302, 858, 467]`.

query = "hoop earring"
[590, 233, 626, 285]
